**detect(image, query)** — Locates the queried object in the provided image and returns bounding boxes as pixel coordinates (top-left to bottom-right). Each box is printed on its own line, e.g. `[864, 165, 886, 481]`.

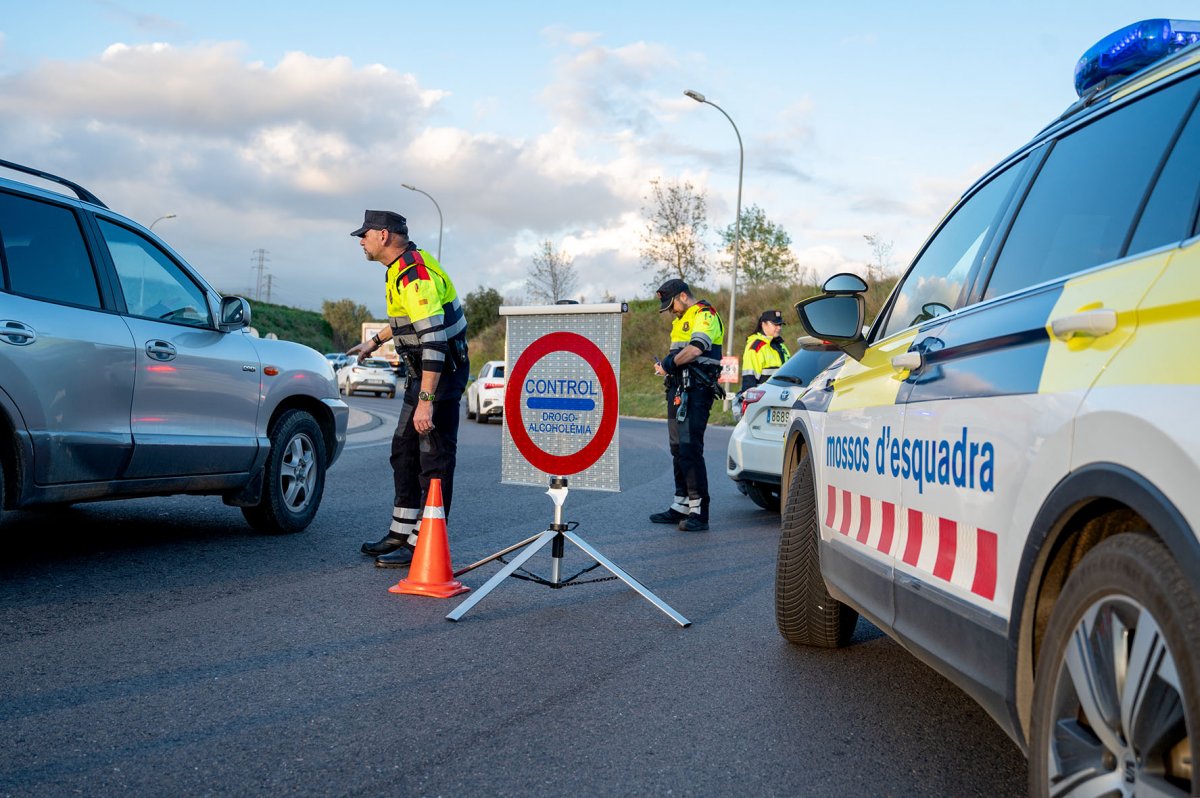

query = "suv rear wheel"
[775, 445, 858, 646]
[745, 481, 781, 512]
[241, 409, 326, 534]
[1030, 534, 1199, 797]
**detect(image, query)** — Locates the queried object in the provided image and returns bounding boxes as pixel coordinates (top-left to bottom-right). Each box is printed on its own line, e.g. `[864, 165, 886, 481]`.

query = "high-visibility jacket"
[384, 242, 467, 376]
[668, 299, 724, 375]
[741, 332, 789, 391]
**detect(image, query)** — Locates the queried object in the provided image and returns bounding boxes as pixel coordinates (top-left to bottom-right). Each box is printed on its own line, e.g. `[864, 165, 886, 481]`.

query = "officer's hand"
[413, 401, 435, 434]
[653, 363, 666, 376]
[347, 342, 371, 359]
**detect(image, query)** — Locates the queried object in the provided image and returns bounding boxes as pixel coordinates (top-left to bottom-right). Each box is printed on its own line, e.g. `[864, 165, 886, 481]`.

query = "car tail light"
[740, 388, 765, 416]
[484, 382, 504, 390]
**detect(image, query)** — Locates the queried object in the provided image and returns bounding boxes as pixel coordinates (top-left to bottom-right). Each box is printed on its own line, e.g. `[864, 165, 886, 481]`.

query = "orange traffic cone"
[389, 478, 470, 599]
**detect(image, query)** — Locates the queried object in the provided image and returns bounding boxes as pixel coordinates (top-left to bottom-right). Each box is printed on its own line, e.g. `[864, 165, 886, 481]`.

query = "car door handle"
[891, 352, 923, 371]
[0, 320, 37, 346]
[145, 340, 177, 361]
[1050, 309, 1118, 341]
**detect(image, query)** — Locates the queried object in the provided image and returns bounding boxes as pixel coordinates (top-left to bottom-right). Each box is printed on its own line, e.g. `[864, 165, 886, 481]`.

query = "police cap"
[656, 278, 689, 312]
[351, 210, 408, 237]
[759, 309, 786, 325]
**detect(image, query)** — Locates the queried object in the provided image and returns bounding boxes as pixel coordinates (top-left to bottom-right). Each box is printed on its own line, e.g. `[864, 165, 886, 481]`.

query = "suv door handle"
[0, 320, 36, 346]
[145, 340, 177, 361]
[1050, 309, 1118, 341]
[891, 351, 923, 371]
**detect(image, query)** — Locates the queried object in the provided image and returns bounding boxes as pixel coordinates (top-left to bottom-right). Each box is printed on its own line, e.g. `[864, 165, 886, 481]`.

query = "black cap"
[759, 309, 786, 325]
[655, 278, 688, 312]
[351, 210, 408, 237]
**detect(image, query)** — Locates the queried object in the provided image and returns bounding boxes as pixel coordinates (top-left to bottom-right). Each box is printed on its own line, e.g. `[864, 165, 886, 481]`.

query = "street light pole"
[401, 184, 443, 262]
[149, 213, 176, 231]
[684, 90, 743, 399]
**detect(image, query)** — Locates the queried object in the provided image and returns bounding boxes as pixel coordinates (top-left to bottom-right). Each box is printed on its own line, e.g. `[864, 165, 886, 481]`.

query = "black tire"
[775, 446, 858, 646]
[388, 390, 396, 400]
[475, 407, 488, 424]
[466, 395, 476, 419]
[745, 481, 781, 512]
[1029, 534, 1199, 798]
[241, 409, 326, 534]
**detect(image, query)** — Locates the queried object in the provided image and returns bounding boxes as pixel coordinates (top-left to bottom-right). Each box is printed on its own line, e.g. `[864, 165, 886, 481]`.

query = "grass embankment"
[245, 300, 335, 352]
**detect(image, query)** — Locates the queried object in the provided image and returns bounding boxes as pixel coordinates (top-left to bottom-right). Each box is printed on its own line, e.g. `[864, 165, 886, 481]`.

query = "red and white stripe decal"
[824, 485, 997, 601]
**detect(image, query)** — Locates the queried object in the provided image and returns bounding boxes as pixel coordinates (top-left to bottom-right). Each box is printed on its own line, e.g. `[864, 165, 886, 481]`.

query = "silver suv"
[0, 160, 348, 533]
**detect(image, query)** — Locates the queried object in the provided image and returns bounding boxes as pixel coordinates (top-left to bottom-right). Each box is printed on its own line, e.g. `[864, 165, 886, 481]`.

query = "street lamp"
[401, 183, 443, 262]
[149, 213, 176, 231]
[684, 89, 743, 400]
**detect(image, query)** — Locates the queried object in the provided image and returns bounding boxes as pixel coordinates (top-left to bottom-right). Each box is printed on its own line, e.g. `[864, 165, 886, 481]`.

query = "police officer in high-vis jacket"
[740, 309, 790, 391]
[650, 279, 724, 532]
[347, 210, 470, 567]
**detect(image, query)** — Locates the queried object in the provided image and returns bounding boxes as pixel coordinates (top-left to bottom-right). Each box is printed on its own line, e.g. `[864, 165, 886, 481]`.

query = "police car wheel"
[241, 409, 326, 535]
[744, 481, 781, 512]
[775, 445, 858, 647]
[1029, 534, 1199, 798]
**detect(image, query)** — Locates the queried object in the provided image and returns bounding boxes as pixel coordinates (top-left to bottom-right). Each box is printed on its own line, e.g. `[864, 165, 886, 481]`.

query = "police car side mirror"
[794, 294, 867, 361]
[219, 296, 251, 332]
[822, 273, 869, 294]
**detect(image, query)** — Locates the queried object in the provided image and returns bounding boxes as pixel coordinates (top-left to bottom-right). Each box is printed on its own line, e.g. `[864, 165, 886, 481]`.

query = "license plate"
[769, 407, 790, 425]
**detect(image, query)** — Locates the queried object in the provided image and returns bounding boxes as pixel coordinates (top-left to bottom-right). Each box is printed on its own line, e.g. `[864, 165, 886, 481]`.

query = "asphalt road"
[0, 397, 1028, 796]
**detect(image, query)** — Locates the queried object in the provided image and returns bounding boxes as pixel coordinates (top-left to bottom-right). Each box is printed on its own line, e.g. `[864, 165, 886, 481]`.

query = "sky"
[1, 1, 1196, 318]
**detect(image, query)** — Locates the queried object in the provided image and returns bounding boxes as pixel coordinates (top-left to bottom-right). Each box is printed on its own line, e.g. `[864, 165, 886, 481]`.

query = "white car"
[726, 345, 841, 511]
[466, 360, 505, 423]
[337, 356, 397, 398]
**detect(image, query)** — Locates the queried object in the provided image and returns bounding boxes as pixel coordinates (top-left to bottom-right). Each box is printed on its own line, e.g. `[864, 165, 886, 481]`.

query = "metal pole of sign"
[446, 477, 690, 627]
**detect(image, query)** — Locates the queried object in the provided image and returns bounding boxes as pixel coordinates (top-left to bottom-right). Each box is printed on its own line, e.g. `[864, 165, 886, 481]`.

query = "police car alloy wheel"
[775, 445, 859, 647]
[1029, 534, 1199, 797]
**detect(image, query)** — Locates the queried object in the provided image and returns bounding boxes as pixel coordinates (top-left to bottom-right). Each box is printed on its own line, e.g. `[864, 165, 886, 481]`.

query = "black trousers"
[390, 364, 469, 516]
[666, 385, 714, 521]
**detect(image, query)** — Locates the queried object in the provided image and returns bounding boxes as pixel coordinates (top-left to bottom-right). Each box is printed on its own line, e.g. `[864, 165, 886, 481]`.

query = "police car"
[776, 19, 1200, 795]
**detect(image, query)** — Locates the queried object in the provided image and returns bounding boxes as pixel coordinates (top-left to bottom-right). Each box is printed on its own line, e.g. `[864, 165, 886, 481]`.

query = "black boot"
[375, 543, 416, 568]
[678, 516, 709, 532]
[361, 533, 410, 556]
[649, 508, 687, 524]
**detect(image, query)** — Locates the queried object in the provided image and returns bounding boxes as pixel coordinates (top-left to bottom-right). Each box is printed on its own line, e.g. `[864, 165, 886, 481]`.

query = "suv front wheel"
[241, 409, 326, 534]
[775, 445, 859, 646]
[1030, 534, 1199, 797]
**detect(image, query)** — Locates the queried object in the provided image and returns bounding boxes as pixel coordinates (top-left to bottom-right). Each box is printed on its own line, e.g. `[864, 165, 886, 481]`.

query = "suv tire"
[1029, 533, 1199, 797]
[775, 445, 858, 647]
[241, 409, 326, 534]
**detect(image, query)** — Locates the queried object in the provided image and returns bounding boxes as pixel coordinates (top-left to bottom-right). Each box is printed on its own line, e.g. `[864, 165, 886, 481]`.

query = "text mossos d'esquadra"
[826, 425, 995, 494]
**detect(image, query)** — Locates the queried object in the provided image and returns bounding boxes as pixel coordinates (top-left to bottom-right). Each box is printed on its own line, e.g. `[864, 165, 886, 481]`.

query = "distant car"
[726, 343, 842, 511]
[0, 158, 348, 535]
[466, 360, 505, 423]
[324, 352, 351, 371]
[337, 356, 397, 398]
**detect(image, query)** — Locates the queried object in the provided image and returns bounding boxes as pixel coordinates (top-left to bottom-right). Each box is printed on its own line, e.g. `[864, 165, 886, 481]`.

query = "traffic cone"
[389, 478, 470, 598]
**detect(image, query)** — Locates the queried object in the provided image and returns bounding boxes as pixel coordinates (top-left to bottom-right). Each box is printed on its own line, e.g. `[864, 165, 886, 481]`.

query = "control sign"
[500, 303, 625, 491]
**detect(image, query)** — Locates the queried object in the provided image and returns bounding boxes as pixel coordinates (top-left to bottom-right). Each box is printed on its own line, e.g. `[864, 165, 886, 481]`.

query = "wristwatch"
[418, 390, 435, 402]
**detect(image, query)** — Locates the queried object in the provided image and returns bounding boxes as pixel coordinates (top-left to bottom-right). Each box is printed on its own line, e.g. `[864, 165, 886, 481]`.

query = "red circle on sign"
[504, 331, 618, 476]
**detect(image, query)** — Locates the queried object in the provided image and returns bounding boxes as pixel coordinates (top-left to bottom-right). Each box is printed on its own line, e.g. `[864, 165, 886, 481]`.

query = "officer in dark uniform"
[347, 210, 470, 567]
[649, 279, 725, 532]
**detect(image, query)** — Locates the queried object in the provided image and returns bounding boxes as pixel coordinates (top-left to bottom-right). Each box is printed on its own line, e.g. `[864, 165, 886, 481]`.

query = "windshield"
[362, 358, 392, 369]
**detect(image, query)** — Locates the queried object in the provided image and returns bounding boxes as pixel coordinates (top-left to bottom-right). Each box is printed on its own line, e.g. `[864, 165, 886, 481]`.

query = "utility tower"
[251, 249, 270, 301]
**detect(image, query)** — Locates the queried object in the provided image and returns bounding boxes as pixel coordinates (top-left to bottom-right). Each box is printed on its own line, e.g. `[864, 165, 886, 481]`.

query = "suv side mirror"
[219, 296, 252, 332]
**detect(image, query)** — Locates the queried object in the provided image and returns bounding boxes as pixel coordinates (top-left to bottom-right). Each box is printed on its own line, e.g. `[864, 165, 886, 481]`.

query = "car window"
[876, 159, 1025, 340]
[768, 349, 842, 386]
[492, 365, 505, 378]
[0, 191, 102, 309]
[362, 358, 391, 368]
[98, 219, 212, 327]
[985, 75, 1200, 300]
[1128, 90, 1200, 253]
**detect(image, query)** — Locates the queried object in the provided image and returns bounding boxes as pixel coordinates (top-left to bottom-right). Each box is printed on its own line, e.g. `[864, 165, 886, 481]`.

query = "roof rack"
[0, 158, 108, 208]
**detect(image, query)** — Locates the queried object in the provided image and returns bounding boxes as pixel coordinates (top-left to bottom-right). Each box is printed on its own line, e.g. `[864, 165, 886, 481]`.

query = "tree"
[526, 240, 578, 304]
[463, 286, 504, 338]
[864, 233, 895, 281]
[322, 298, 374, 350]
[639, 177, 710, 288]
[718, 205, 798, 285]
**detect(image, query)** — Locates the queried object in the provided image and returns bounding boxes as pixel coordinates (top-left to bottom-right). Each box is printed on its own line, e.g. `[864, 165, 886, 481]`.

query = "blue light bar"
[1074, 18, 1200, 97]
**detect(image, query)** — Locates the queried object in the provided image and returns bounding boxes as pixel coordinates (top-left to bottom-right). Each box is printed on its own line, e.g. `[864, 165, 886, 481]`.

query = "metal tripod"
[446, 477, 690, 627]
